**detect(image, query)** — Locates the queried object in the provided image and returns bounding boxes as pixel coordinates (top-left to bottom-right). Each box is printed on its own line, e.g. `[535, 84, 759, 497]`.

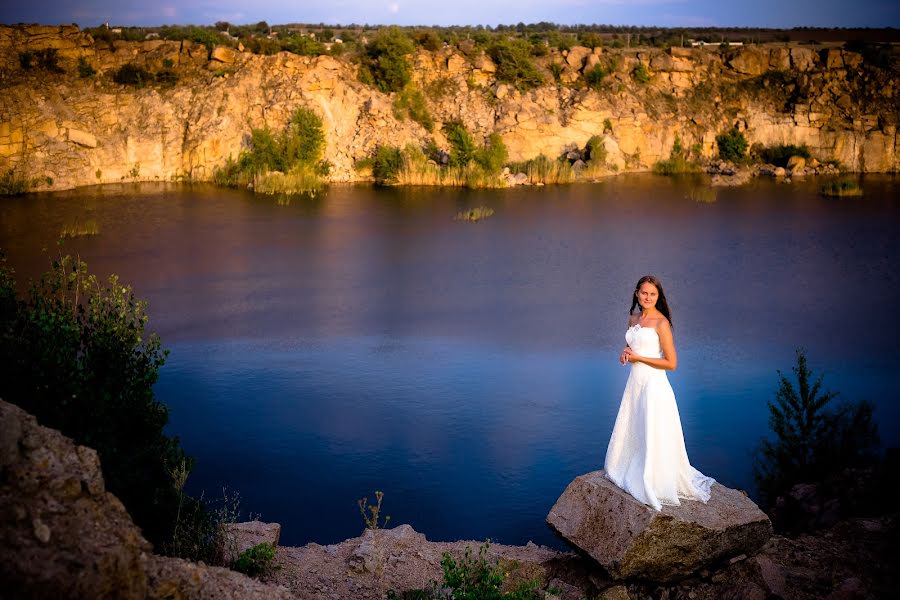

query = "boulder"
[546, 470, 772, 582]
[210, 46, 237, 64]
[565, 46, 592, 70]
[0, 400, 151, 599]
[221, 521, 281, 565]
[0, 399, 293, 599]
[727, 48, 769, 76]
[786, 155, 806, 172]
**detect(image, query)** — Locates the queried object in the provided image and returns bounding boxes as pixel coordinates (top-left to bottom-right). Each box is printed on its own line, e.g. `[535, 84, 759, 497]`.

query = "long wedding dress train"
[604, 324, 715, 510]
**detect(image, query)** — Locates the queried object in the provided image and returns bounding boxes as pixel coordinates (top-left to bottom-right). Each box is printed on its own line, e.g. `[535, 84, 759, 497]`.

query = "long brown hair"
[628, 275, 673, 327]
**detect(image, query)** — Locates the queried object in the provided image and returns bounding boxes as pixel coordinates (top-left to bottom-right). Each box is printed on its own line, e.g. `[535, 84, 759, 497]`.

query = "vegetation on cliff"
[0, 253, 247, 563]
[214, 107, 328, 196]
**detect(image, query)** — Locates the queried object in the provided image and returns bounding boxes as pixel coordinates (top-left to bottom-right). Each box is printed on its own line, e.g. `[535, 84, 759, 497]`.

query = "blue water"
[2, 175, 898, 549]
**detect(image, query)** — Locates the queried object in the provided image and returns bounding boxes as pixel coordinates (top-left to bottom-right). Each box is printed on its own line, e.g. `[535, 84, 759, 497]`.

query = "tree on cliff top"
[359, 27, 415, 93]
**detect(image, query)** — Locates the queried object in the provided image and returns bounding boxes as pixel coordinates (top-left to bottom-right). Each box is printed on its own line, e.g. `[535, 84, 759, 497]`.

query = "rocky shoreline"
[3, 398, 897, 599]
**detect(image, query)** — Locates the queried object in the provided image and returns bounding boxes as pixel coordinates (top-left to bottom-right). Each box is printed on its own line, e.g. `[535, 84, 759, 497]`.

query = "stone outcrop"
[546, 470, 772, 582]
[0, 399, 152, 598]
[222, 520, 282, 564]
[0, 399, 292, 599]
[0, 25, 896, 191]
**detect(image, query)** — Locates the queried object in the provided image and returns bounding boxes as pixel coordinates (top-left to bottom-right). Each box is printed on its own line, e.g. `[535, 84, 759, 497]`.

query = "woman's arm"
[619, 315, 638, 365]
[625, 319, 678, 370]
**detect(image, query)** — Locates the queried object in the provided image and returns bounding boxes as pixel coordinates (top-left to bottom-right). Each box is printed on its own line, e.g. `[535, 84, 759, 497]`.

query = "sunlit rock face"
[0, 24, 896, 191]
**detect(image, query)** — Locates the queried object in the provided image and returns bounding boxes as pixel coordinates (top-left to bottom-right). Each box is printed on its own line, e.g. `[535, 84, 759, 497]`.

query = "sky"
[1, 0, 898, 29]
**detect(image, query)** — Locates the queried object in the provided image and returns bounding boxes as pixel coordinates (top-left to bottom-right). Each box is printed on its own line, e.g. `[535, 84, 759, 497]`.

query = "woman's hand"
[620, 347, 633, 365]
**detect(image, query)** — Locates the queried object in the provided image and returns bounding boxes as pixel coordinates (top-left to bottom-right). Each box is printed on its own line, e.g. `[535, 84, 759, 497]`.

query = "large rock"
[546, 470, 772, 582]
[221, 520, 282, 564]
[0, 399, 293, 599]
[0, 400, 151, 598]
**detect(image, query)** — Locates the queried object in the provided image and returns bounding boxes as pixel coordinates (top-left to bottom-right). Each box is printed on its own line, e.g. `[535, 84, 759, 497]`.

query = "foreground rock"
[0, 399, 292, 599]
[547, 470, 772, 582]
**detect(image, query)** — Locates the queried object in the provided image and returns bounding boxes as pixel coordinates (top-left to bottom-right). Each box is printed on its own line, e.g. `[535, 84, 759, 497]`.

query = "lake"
[1, 174, 898, 549]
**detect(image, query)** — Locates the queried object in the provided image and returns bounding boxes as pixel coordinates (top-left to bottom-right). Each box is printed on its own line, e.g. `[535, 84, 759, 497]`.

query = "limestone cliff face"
[0, 25, 896, 191]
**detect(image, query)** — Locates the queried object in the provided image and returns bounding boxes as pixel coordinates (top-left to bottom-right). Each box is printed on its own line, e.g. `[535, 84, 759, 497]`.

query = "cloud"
[388, 2, 400, 14]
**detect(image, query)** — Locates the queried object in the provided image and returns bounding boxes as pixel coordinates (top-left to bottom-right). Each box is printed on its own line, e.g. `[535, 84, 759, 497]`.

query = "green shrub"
[0, 169, 30, 195]
[586, 135, 606, 163]
[716, 128, 748, 161]
[0, 255, 188, 550]
[113, 63, 154, 86]
[214, 107, 326, 195]
[393, 86, 434, 131]
[360, 27, 415, 93]
[233, 542, 278, 578]
[753, 350, 879, 508]
[283, 107, 326, 166]
[373, 145, 403, 183]
[77, 56, 96, 78]
[443, 121, 477, 167]
[487, 38, 544, 90]
[388, 541, 542, 600]
[632, 63, 650, 83]
[755, 144, 811, 167]
[19, 49, 63, 72]
[474, 133, 508, 173]
[584, 64, 607, 91]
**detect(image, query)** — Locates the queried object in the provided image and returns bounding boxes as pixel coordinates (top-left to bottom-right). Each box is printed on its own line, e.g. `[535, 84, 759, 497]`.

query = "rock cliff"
[0, 24, 896, 191]
[0, 399, 293, 599]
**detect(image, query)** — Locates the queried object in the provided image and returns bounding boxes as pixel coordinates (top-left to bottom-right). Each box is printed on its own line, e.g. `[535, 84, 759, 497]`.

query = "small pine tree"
[753, 350, 879, 507]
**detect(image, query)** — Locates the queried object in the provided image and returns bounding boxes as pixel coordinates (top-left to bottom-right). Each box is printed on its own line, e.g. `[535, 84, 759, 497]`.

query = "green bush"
[360, 27, 415, 93]
[19, 49, 63, 72]
[753, 350, 879, 508]
[474, 133, 508, 173]
[283, 107, 326, 166]
[443, 121, 478, 167]
[233, 542, 278, 578]
[586, 135, 606, 163]
[584, 64, 607, 91]
[632, 63, 650, 83]
[394, 86, 434, 131]
[0, 169, 30, 195]
[77, 56, 96, 78]
[716, 128, 748, 161]
[487, 38, 544, 90]
[113, 63, 154, 86]
[0, 255, 187, 550]
[373, 145, 403, 183]
[388, 541, 543, 600]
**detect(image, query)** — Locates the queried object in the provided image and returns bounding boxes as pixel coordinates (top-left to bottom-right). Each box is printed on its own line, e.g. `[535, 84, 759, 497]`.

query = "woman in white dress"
[604, 275, 715, 510]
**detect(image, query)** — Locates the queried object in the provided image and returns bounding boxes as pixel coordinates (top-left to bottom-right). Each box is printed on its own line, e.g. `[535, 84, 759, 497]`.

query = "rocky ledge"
[2, 398, 897, 599]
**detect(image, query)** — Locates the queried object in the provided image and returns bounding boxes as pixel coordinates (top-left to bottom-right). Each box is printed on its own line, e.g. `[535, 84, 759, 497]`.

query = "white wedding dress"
[604, 324, 715, 510]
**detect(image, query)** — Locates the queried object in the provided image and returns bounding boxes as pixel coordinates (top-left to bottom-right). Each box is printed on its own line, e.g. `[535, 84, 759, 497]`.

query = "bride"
[604, 275, 715, 510]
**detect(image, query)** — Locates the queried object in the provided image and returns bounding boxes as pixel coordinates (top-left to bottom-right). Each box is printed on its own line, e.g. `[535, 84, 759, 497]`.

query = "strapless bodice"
[625, 324, 663, 359]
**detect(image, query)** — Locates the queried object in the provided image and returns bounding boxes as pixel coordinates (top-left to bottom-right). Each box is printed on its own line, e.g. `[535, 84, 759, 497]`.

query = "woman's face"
[636, 282, 659, 310]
